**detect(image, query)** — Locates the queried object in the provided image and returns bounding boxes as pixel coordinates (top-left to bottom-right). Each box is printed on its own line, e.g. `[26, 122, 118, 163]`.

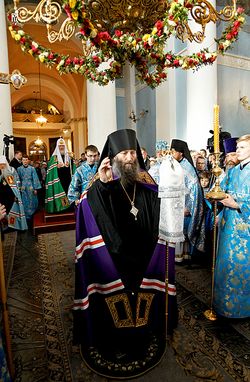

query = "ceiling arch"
[11, 73, 77, 120]
[6, 11, 86, 119]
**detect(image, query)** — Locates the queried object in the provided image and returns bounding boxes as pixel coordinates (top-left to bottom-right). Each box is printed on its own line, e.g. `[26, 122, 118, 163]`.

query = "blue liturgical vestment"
[214, 162, 250, 318]
[17, 165, 41, 219]
[179, 158, 205, 253]
[67, 161, 98, 204]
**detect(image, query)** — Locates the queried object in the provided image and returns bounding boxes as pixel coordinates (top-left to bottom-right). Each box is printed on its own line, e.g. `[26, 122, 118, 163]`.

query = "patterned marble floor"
[5, 230, 249, 382]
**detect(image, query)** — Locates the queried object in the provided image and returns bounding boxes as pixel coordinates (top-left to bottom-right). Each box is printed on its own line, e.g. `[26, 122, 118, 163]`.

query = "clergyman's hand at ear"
[98, 157, 112, 183]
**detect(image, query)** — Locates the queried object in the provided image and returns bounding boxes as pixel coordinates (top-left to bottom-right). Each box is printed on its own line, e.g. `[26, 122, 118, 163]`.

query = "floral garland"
[8, 1, 245, 88]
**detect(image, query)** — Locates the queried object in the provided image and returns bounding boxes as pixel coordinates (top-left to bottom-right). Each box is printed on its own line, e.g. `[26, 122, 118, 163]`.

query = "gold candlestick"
[204, 155, 227, 321]
[203, 199, 218, 320]
[213, 105, 220, 153]
[204, 105, 227, 321]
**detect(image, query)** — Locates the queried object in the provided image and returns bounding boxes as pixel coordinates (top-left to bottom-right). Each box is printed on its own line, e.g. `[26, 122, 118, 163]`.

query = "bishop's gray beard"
[112, 158, 139, 187]
[1, 168, 13, 178]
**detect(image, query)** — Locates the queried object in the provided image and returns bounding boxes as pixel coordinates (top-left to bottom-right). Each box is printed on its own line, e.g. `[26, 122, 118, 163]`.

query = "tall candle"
[213, 104, 220, 153]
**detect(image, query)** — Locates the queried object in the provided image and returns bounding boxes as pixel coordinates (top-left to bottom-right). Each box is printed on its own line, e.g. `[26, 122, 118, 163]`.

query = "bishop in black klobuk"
[73, 129, 178, 379]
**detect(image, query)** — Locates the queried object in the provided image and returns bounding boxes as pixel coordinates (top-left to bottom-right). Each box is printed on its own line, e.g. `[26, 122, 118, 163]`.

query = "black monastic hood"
[98, 129, 146, 170]
[170, 139, 194, 167]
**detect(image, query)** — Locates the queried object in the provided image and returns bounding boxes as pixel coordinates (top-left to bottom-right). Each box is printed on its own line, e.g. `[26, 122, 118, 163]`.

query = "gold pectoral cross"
[130, 202, 139, 220]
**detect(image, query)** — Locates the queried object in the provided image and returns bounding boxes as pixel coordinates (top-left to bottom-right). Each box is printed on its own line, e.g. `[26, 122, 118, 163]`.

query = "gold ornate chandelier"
[8, 0, 245, 87]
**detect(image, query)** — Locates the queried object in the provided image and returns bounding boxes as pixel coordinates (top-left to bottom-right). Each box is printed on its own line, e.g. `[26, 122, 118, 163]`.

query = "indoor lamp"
[35, 62, 47, 129]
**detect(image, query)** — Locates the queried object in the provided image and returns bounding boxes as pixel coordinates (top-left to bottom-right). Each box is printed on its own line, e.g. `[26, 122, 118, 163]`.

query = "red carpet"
[33, 209, 75, 235]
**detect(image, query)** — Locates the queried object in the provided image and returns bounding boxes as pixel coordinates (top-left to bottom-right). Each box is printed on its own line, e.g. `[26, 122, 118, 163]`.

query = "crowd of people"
[0, 130, 249, 378]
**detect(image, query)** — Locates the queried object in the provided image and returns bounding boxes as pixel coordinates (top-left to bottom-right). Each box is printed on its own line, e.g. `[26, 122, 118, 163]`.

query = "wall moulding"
[218, 53, 250, 71]
[12, 113, 64, 123]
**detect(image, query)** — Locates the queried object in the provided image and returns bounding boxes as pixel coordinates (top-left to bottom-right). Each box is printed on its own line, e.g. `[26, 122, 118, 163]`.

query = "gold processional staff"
[204, 104, 227, 321]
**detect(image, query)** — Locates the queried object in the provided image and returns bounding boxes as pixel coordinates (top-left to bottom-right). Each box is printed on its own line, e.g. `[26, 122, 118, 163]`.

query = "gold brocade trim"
[105, 292, 154, 328]
[138, 171, 156, 185]
[235, 223, 249, 230]
[86, 172, 100, 190]
[6, 175, 14, 185]
[61, 197, 69, 207]
[136, 293, 154, 327]
[105, 293, 134, 328]
[86, 170, 156, 190]
[87, 169, 156, 189]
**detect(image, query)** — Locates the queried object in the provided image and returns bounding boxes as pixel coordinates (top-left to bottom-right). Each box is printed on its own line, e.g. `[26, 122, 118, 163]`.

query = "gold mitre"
[58, 138, 65, 145]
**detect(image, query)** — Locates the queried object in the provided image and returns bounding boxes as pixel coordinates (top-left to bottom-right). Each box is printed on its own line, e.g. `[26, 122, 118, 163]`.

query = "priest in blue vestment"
[67, 145, 98, 205]
[17, 155, 41, 221]
[214, 134, 250, 318]
[0, 155, 27, 231]
[170, 139, 205, 262]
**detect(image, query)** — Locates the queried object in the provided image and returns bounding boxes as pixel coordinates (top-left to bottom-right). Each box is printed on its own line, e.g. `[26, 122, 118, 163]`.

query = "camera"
[207, 129, 231, 154]
[3, 134, 15, 146]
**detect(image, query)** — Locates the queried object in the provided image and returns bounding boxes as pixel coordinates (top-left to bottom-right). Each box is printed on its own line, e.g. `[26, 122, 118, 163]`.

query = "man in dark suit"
[141, 147, 150, 170]
[9, 151, 22, 170]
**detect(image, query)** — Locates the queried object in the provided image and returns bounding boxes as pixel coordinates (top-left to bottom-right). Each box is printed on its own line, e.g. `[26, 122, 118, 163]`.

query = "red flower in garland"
[98, 31, 111, 41]
[159, 72, 167, 79]
[185, 1, 193, 9]
[151, 53, 158, 59]
[155, 20, 164, 31]
[64, 5, 72, 19]
[237, 7, 244, 14]
[233, 21, 240, 28]
[115, 30, 122, 37]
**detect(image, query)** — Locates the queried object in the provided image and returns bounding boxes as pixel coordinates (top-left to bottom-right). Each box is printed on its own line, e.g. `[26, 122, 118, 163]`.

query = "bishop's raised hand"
[98, 157, 112, 183]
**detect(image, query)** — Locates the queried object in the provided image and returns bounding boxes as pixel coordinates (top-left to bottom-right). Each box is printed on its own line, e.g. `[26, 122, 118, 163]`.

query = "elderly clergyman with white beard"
[45, 138, 75, 213]
[0, 155, 27, 231]
[73, 129, 179, 379]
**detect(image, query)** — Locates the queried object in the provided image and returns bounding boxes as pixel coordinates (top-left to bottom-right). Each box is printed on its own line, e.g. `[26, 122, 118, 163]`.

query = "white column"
[0, 2, 13, 157]
[71, 119, 87, 158]
[155, 38, 176, 146]
[124, 63, 136, 130]
[87, 81, 117, 152]
[186, 1, 217, 150]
